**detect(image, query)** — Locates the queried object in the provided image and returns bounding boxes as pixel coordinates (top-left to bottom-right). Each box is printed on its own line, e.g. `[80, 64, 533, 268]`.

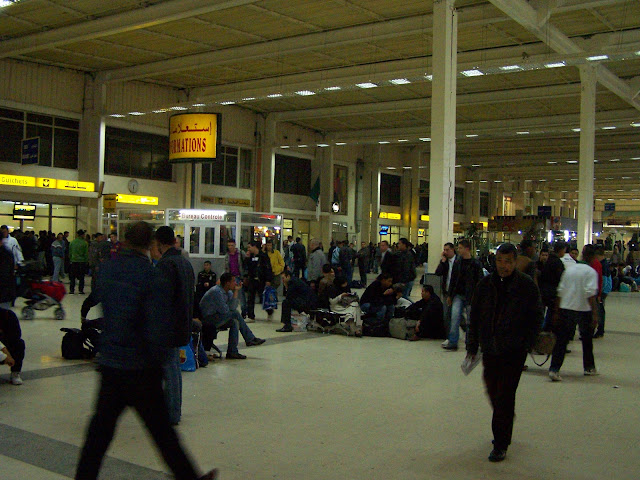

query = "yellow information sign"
[36, 177, 57, 189]
[103, 194, 117, 213]
[116, 194, 158, 206]
[418, 228, 426, 237]
[0, 174, 36, 187]
[56, 180, 95, 192]
[169, 113, 219, 162]
[379, 212, 401, 220]
[420, 214, 430, 221]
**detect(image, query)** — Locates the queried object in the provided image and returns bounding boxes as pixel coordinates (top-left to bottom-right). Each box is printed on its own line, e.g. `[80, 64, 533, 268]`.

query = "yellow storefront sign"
[379, 211, 401, 220]
[116, 194, 159, 205]
[36, 177, 57, 188]
[169, 113, 219, 162]
[56, 180, 95, 191]
[420, 214, 430, 221]
[418, 228, 426, 237]
[0, 174, 36, 187]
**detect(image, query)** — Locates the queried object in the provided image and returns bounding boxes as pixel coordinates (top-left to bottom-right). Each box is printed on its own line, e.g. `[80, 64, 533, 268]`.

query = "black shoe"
[79, 291, 85, 295]
[199, 468, 219, 480]
[276, 326, 293, 332]
[442, 344, 458, 351]
[226, 352, 247, 360]
[246, 338, 266, 346]
[488, 448, 507, 462]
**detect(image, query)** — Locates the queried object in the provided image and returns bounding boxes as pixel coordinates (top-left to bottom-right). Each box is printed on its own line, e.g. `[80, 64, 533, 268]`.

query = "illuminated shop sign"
[0, 174, 94, 192]
[379, 212, 401, 220]
[177, 209, 227, 221]
[169, 113, 221, 163]
[0, 174, 36, 187]
[116, 194, 158, 205]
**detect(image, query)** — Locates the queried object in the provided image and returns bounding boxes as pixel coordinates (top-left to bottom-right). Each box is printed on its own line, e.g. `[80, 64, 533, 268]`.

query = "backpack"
[60, 328, 95, 360]
[262, 286, 278, 310]
[389, 317, 418, 340]
[331, 247, 341, 265]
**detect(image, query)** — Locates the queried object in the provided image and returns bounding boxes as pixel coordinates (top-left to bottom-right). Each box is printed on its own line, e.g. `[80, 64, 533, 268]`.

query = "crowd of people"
[1, 220, 639, 473]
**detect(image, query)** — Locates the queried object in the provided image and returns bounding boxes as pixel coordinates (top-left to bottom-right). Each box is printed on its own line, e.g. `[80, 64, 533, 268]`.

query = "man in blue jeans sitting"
[199, 273, 265, 360]
[360, 273, 396, 321]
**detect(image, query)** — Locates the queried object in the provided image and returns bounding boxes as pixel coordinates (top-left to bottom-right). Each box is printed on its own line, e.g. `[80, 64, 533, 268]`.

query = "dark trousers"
[0, 309, 25, 373]
[70, 262, 87, 293]
[596, 295, 606, 335]
[280, 297, 307, 327]
[245, 278, 260, 319]
[482, 350, 527, 451]
[81, 292, 99, 319]
[358, 265, 367, 286]
[75, 366, 199, 480]
[293, 262, 304, 279]
[550, 309, 595, 373]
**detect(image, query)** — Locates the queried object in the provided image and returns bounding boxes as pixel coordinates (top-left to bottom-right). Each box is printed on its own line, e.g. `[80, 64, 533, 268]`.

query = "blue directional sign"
[21, 137, 40, 165]
[604, 203, 615, 212]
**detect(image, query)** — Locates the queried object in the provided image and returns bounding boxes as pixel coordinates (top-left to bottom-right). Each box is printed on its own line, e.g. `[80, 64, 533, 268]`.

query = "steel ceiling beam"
[0, 0, 260, 59]
[488, 0, 640, 112]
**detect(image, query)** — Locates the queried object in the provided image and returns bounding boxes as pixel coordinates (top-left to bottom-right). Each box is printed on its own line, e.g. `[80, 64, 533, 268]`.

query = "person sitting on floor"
[277, 270, 317, 332]
[316, 264, 335, 301]
[199, 273, 265, 360]
[0, 308, 25, 385]
[393, 283, 412, 308]
[406, 285, 446, 341]
[360, 272, 396, 321]
[327, 276, 362, 335]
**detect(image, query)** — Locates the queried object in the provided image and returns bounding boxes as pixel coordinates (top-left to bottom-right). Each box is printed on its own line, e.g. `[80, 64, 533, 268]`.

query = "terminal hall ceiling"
[1, 0, 640, 201]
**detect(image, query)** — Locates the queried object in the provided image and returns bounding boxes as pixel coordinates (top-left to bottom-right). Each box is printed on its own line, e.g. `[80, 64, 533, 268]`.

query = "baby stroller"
[18, 261, 66, 320]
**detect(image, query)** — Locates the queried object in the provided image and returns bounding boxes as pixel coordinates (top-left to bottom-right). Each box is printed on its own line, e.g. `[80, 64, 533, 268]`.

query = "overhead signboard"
[379, 225, 390, 235]
[56, 180, 95, 191]
[103, 194, 117, 213]
[116, 194, 159, 205]
[0, 174, 36, 187]
[420, 214, 430, 222]
[418, 228, 426, 237]
[169, 113, 221, 163]
[0, 173, 95, 192]
[36, 177, 56, 188]
[177, 209, 227, 221]
[604, 202, 615, 212]
[379, 212, 401, 220]
[201, 195, 251, 207]
[21, 137, 39, 165]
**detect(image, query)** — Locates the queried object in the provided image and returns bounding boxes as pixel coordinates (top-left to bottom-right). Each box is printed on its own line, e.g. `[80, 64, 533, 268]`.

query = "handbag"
[530, 331, 556, 366]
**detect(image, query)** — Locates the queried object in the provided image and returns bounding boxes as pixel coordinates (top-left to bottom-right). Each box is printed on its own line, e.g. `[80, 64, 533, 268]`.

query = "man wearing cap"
[69, 229, 89, 294]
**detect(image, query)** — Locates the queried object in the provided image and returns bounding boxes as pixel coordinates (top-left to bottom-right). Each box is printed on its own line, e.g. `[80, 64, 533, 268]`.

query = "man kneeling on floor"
[199, 273, 265, 360]
[407, 285, 446, 341]
[277, 270, 317, 332]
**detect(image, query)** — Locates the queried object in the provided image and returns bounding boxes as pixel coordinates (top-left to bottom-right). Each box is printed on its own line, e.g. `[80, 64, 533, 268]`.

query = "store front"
[0, 201, 77, 234]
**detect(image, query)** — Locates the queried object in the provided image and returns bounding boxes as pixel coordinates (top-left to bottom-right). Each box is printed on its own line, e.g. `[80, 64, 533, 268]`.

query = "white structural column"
[258, 115, 276, 213]
[577, 66, 597, 250]
[428, 0, 458, 273]
[78, 78, 106, 232]
[410, 150, 421, 245]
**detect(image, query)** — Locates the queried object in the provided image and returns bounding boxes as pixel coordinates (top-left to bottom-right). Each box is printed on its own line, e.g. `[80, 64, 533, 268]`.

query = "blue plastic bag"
[179, 344, 196, 372]
[262, 285, 278, 310]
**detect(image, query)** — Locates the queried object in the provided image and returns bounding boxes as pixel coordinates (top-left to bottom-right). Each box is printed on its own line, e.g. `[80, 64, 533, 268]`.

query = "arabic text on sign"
[57, 180, 95, 191]
[169, 113, 218, 161]
[116, 194, 159, 206]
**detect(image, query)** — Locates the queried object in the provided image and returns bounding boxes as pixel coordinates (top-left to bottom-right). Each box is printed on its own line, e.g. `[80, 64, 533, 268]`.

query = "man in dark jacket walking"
[290, 237, 306, 278]
[75, 221, 216, 480]
[466, 243, 542, 463]
[539, 241, 566, 330]
[396, 238, 417, 299]
[442, 239, 484, 350]
[155, 226, 195, 426]
[244, 240, 273, 320]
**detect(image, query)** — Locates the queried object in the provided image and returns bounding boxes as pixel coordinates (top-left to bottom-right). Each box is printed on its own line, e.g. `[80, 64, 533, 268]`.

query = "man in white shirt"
[1, 225, 24, 266]
[549, 244, 599, 381]
[559, 243, 576, 269]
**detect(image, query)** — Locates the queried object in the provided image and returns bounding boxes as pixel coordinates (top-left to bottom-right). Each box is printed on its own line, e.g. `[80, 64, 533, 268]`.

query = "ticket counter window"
[189, 227, 200, 254]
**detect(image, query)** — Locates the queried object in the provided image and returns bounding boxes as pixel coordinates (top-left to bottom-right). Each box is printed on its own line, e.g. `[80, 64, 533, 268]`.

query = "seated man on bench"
[199, 273, 265, 360]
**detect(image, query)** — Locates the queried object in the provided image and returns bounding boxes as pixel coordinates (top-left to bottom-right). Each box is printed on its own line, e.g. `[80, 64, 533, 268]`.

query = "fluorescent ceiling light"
[631, 122, 640, 127]
[403, 166, 412, 169]
[479, 180, 488, 183]
[622, 176, 631, 179]
[572, 128, 581, 132]
[419, 137, 431, 142]
[398, 139, 409, 142]
[466, 134, 478, 138]
[109, 114, 125, 118]
[455, 165, 461, 168]
[465, 180, 474, 183]
[605, 177, 614, 180]
[424, 74, 433, 81]
[280, 146, 290, 149]
[566, 160, 578, 164]
[632, 157, 640, 160]
[494, 180, 502, 183]
[545, 61, 565, 68]
[609, 158, 620, 162]
[602, 126, 616, 130]
[390, 78, 411, 85]
[295, 90, 316, 96]
[298, 144, 308, 148]
[386, 166, 396, 169]
[152, 109, 167, 113]
[219, 101, 235, 105]
[539, 179, 547, 182]
[461, 69, 484, 77]
[267, 93, 283, 98]
[325, 86, 342, 91]
[192, 103, 206, 107]
[169, 106, 188, 111]
[317, 143, 329, 147]
[128, 112, 145, 116]
[547, 161, 558, 164]
[471, 164, 481, 167]
[635, 51, 640, 56]
[516, 131, 529, 135]
[617, 189, 624, 192]
[586, 55, 609, 61]
[335, 142, 347, 146]
[555, 178, 563, 181]
[356, 82, 378, 89]
[500, 65, 522, 71]
[571, 178, 578, 181]
[242, 97, 255, 101]
[378, 141, 390, 144]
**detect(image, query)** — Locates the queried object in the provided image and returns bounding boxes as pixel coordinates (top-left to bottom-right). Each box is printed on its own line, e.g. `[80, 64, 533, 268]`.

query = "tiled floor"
[1, 281, 639, 480]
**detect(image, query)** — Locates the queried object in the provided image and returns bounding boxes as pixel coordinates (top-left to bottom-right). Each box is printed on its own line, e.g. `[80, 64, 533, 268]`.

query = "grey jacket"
[307, 248, 327, 283]
[156, 247, 195, 347]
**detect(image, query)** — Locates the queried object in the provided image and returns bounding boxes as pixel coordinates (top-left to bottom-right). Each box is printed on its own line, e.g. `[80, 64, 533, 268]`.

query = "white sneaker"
[584, 368, 599, 376]
[10, 372, 23, 385]
[549, 371, 562, 382]
[441, 339, 450, 347]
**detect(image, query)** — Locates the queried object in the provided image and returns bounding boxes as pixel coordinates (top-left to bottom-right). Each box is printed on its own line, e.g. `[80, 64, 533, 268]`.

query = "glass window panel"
[240, 148, 252, 188]
[0, 119, 23, 163]
[201, 162, 211, 184]
[26, 124, 53, 167]
[54, 118, 79, 129]
[170, 223, 185, 246]
[224, 155, 237, 187]
[380, 173, 401, 206]
[53, 127, 79, 169]
[210, 159, 224, 186]
[0, 108, 23, 120]
[219, 225, 236, 256]
[454, 187, 465, 214]
[105, 138, 130, 175]
[51, 217, 76, 237]
[51, 204, 76, 217]
[27, 113, 52, 125]
[130, 141, 152, 177]
[189, 226, 200, 254]
[480, 192, 489, 217]
[205, 227, 216, 255]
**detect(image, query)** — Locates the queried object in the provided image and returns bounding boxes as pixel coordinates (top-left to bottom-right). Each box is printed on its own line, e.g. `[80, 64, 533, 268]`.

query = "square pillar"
[577, 66, 596, 250]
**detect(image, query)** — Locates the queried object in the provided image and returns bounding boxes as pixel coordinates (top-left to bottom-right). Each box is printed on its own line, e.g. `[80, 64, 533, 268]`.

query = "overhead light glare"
[295, 90, 316, 96]
[390, 78, 411, 85]
[572, 128, 581, 132]
[335, 142, 347, 146]
[192, 103, 206, 107]
[317, 143, 329, 147]
[267, 93, 283, 98]
[494, 180, 502, 183]
[500, 65, 522, 71]
[419, 137, 431, 142]
[356, 82, 378, 89]
[516, 131, 529, 135]
[378, 141, 390, 144]
[545, 62, 565, 68]
[325, 86, 341, 91]
[602, 126, 616, 130]
[242, 97, 255, 101]
[128, 112, 145, 116]
[466, 134, 478, 138]
[462, 69, 484, 77]
[586, 55, 609, 61]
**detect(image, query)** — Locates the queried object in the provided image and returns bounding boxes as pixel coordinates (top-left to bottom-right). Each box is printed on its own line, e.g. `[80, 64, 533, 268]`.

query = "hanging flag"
[309, 176, 320, 204]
